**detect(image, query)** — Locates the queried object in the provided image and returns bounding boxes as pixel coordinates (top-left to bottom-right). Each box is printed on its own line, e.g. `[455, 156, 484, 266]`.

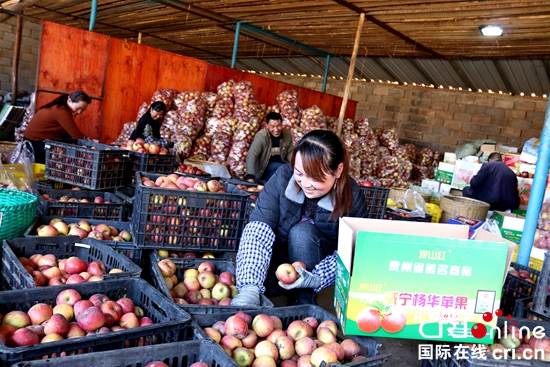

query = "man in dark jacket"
[463, 152, 520, 211]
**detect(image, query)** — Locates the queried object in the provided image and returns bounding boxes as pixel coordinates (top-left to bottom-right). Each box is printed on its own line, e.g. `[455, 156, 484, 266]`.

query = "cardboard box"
[451, 160, 482, 189]
[421, 179, 440, 192]
[517, 177, 533, 210]
[518, 163, 536, 177]
[478, 143, 497, 157]
[443, 152, 457, 164]
[435, 162, 454, 184]
[439, 183, 452, 196]
[447, 215, 484, 231]
[335, 218, 514, 344]
[519, 137, 540, 164]
[498, 145, 518, 154]
[492, 211, 525, 244]
[502, 153, 521, 170]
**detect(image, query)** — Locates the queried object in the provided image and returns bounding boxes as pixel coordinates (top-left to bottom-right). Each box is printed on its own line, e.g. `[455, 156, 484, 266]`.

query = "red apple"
[87, 260, 107, 277]
[64, 256, 88, 274]
[56, 289, 82, 306]
[76, 307, 106, 332]
[100, 301, 123, 323]
[116, 298, 135, 315]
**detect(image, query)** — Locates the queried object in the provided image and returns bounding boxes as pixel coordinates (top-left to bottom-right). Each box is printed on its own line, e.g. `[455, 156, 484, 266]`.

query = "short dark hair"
[150, 101, 167, 113]
[488, 152, 502, 161]
[266, 112, 283, 122]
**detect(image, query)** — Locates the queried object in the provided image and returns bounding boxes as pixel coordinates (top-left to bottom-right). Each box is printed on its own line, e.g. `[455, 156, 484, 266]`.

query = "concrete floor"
[269, 286, 422, 367]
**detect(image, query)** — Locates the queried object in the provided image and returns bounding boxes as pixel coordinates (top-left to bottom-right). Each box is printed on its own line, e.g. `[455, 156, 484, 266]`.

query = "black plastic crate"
[114, 186, 135, 204]
[12, 339, 235, 367]
[34, 180, 74, 190]
[530, 252, 550, 316]
[512, 297, 550, 321]
[37, 188, 126, 221]
[0, 278, 197, 366]
[2, 237, 141, 290]
[127, 150, 176, 185]
[360, 186, 389, 220]
[501, 262, 540, 316]
[156, 249, 233, 261]
[132, 172, 249, 251]
[384, 207, 432, 222]
[149, 251, 273, 314]
[193, 305, 390, 364]
[44, 139, 129, 190]
[23, 217, 139, 264]
[421, 317, 550, 367]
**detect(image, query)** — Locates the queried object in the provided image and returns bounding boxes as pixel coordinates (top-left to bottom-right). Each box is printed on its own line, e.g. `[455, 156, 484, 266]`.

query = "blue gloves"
[231, 285, 261, 306]
[278, 266, 321, 290]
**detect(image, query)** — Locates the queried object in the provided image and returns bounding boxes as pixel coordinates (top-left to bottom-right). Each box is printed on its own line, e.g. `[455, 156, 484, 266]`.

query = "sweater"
[246, 128, 293, 180]
[24, 105, 84, 141]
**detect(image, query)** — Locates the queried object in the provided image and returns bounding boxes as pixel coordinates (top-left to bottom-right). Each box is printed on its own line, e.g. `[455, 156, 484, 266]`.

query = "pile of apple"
[176, 163, 207, 175]
[157, 250, 219, 259]
[157, 259, 238, 305]
[145, 362, 207, 367]
[203, 311, 368, 367]
[35, 218, 132, 242]
[120, 138, 169, 155]
[0, 288, 152, 347]
[40, 193, 113, 204]
[141, 174, 226, 193]
[18, 254, 122, 287]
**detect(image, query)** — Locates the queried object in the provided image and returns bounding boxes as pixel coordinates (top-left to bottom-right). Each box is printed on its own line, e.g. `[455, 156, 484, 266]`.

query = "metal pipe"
[322, 55, 331, 93]
[89, 0, 97, 31]
[517, 98, 550, 265]
[231, 21, 241, 69]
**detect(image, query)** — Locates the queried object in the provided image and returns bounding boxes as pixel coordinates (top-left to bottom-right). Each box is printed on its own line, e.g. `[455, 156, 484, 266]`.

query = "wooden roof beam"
[0, 0, 42, 23]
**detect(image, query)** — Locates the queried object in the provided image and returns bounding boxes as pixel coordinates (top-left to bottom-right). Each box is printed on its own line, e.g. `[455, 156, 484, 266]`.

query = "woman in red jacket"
[24, 90, 91, 163]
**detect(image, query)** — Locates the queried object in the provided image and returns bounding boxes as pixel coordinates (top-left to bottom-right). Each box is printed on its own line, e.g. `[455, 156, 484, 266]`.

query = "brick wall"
[0, 17, 41, 96]
[266, 75, 547, 153]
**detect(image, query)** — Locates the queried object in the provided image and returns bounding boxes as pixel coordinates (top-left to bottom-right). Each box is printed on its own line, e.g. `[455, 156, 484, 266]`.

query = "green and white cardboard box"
[435, 162, 454, 184]
[492, 211, 525, 244]
[334, 218, 514, 344]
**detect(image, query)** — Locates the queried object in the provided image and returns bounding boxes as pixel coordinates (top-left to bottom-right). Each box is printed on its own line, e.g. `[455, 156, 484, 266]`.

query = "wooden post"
[11, 15, 23, 106]
[337, 13, 364, 137]
[138, 32, 142, 44]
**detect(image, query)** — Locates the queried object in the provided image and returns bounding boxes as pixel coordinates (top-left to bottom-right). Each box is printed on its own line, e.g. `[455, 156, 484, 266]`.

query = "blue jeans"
[261, 162, 285, 183]
[264, 221, 336, 305]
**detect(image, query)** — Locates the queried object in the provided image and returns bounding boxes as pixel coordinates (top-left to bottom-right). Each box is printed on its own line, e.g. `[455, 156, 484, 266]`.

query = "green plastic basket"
[0, 188, 38, 240]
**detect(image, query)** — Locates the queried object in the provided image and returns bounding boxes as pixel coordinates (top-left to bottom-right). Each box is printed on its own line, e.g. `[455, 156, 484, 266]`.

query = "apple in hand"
[276, 263, 300, 284]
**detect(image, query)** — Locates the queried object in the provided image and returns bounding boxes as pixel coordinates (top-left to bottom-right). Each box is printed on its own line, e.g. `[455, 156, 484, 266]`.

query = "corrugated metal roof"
[207, 57, 550, 98]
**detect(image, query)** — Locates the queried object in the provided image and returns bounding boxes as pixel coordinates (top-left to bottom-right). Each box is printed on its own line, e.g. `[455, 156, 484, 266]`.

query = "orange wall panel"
[100, 39, 161, 143]
[157, 51, 207, 92]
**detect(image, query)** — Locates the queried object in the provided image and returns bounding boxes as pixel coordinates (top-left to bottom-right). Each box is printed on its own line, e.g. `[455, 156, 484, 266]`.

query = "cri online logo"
[471, 309, 514, 339]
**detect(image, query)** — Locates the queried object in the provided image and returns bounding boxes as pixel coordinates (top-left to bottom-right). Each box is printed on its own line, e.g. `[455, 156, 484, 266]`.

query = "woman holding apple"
[129, 101, 171, 148]
[231, 130, 369, 306]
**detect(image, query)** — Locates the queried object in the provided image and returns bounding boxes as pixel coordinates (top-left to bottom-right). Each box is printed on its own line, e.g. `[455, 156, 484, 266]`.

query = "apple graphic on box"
[276, 263, 299, 285]
[27, 303, 53, 325]
[56, 288, 82, 306]
[211, 282, 231, 301]
[3, 310, 31, 328]
[77, 306, 106, 332]
[65, 256, 88, 274]
[252, 314, 275, 338]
